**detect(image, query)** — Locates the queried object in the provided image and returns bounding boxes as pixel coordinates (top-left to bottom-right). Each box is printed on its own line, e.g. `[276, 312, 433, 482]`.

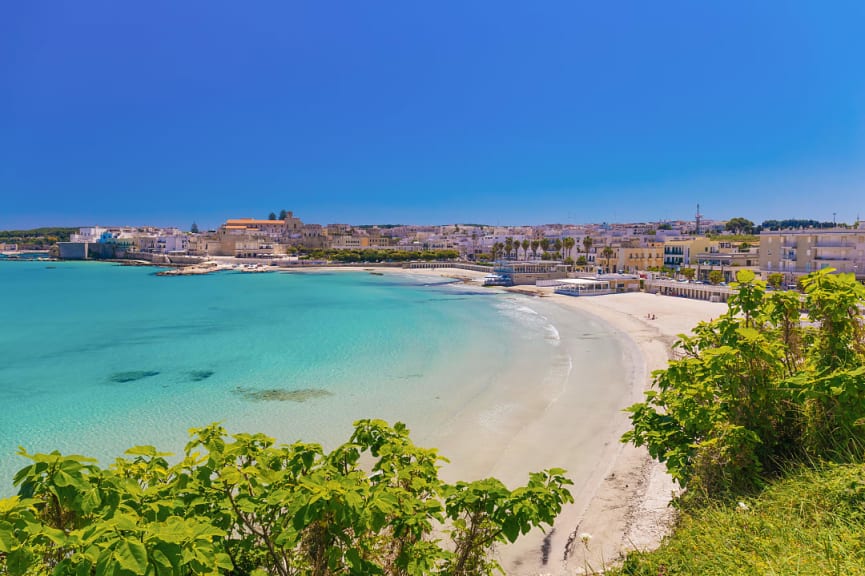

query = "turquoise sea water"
[0, 261, 628, 496]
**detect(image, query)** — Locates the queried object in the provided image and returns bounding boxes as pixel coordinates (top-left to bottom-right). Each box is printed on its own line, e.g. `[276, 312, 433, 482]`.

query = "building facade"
[760, 227, 865, 281]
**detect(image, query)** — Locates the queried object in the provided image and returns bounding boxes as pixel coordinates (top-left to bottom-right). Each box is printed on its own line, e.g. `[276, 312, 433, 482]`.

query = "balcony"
[815, 242, 851, 248]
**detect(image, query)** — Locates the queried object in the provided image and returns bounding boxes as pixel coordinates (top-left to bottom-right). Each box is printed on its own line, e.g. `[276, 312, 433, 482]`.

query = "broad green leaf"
[0, 526, 17, 552]
[114, 539, 148, 573]
[7, 548, 35, 576]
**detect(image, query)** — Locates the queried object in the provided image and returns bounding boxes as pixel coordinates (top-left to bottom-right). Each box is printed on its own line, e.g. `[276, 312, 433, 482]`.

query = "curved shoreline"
[513, 290, 727, 575]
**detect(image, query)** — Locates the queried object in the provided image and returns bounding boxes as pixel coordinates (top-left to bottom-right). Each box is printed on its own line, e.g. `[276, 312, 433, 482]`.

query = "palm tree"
[582, 236, 594, 271]
[530, 240, 540, 260]
[563, 237, 575, 261]
[601, 245, 615, 273]
[582, 236, 593, 259]
[521, 239, 530, 261]
[540, 238, 550, 256]
[553, 239, 562, 258]
[504, 237, 514, 260]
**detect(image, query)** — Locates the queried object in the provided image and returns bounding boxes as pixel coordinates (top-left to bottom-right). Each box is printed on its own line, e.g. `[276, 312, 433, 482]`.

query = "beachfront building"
[137, 232, 190, 255]
[553, 274, 640, 296]
[662, 237, 719, 271]
[760, 226, 865, 282]
[610, 242, 664, 274]
[554, 278, 613, 296]
[646, 277, 733, 303]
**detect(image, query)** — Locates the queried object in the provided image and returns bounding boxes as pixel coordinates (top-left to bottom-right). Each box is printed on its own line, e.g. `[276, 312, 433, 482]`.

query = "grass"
[608, 462, 865, 576]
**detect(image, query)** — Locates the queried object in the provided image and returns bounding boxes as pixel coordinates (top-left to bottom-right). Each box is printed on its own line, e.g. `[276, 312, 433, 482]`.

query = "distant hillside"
[0, 227, 79, 246]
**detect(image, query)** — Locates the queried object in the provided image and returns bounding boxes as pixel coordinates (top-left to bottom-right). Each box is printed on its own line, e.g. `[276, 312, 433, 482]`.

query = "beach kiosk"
[483, 261, 515, 286]
[553, 278, 612, 296]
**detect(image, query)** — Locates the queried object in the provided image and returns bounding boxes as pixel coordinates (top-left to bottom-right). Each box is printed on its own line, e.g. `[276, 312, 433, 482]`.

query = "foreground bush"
[0, 420, 573, 575]
[623, 269, 865, 501]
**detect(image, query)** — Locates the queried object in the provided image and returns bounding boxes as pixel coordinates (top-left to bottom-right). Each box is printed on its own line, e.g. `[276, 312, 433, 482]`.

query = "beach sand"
[479, 289, 726, 575]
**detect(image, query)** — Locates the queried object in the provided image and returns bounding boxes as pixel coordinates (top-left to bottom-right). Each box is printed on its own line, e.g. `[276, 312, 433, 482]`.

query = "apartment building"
[760, 226, 865, 280]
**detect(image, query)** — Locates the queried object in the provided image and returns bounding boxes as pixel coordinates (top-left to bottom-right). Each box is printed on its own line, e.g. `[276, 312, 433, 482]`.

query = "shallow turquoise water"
[0, 261, 591, 493]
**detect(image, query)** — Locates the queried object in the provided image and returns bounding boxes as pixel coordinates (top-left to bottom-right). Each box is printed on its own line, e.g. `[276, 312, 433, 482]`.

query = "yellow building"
[612, 242, 664, 273]
[662, 238, 719, 269]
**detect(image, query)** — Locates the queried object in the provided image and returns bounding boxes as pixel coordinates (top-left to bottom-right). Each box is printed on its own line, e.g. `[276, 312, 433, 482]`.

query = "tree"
[553, 239, 562, 257]
[521, 239, 530, 261]
[708, 270, 723, 285]
[576, 255, 587, 268]
[601, 245, 615, 273]
[767, 273, 784, 289]
[191, 222, 199, 234]
[582, 236, 593, 259]
[540, 238, 550, 254]
[504, 237, 514, 260]
[268, 212, 277, 220]
[530, 240, 540, 260]
[278, 209, 288, 220]
[563, 237, 575, 261]
[681, 267, 696, 281]
[1, 421, 574, 576]
[725, 217, 754, 235]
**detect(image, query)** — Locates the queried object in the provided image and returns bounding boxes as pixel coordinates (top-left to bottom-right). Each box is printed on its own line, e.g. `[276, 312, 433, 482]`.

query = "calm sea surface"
[0, 261, 626, 494]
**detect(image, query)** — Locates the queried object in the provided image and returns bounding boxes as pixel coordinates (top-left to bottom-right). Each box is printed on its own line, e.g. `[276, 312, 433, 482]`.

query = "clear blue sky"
[2, 1, 864, 230]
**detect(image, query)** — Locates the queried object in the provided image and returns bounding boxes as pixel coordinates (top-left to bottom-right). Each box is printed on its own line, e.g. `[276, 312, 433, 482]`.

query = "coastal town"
[4, 208, 863, 299]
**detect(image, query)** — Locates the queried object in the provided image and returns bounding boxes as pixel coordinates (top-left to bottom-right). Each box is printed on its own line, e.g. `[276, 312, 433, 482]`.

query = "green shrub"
[0, 420, 572, 575]
[623, 269, 865, 502]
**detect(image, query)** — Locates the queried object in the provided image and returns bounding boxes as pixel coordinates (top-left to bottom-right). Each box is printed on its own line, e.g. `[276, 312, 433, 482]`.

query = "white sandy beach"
[511, 290, 727, 575]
